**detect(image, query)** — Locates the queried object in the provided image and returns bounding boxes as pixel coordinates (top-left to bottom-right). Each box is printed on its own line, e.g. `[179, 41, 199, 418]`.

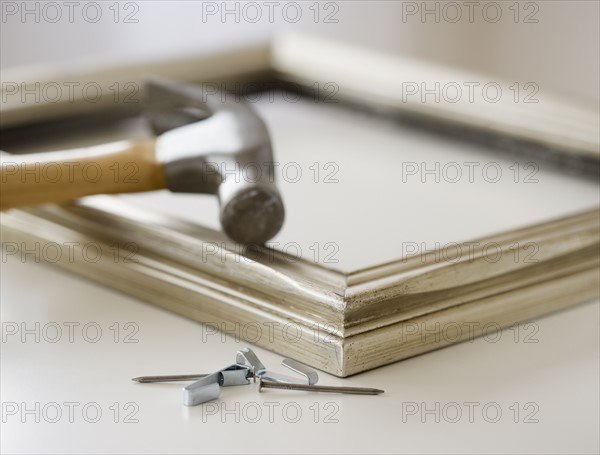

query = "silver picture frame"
[1, 33, 598, 376]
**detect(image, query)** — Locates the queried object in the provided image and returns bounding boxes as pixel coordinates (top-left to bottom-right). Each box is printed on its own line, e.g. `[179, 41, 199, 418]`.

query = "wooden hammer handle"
[0, 139, 166, 210]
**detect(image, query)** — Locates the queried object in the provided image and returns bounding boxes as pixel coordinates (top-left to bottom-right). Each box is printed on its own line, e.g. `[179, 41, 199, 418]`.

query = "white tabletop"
[2, 3, 599, 451]
[2, 255, 598, 454]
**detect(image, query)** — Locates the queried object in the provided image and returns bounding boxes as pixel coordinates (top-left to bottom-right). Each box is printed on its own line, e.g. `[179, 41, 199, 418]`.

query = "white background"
[1, 1, 599, 453]
[1, 1, 599, 106]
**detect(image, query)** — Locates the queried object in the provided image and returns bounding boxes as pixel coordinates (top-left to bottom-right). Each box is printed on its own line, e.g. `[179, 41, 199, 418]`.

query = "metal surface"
[218, 364, 254, 387]
[182, 375, 221, 407]
[131, 348, 320, 385]
[131, 373, 207, 383]
[235, 348, 319, 385]
[133, 348, 323, 406]
[258, 379, 384, 395]
[235, 347, 267, 376]
[258, 371, 312, 385]
[148, 79, 285, 244]
[182, 364, 252, 406]
[282, 358, 319, 385]
[132, 348, 321, 406]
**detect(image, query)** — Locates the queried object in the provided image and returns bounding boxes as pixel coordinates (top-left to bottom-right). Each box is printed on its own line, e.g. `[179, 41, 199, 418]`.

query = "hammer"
[0, 79, 285, 244]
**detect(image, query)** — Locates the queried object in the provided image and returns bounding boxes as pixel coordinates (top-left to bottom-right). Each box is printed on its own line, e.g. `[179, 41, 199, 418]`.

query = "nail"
[132, 374, 208, 383]
[258, 379, 384, 395]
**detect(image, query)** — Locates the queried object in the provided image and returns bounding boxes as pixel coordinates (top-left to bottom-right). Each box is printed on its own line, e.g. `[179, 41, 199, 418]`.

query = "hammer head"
[147, 79, 284, 245]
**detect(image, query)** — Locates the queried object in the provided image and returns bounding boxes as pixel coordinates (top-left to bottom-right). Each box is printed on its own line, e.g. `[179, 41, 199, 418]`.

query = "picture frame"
[2, 32, 598, 376]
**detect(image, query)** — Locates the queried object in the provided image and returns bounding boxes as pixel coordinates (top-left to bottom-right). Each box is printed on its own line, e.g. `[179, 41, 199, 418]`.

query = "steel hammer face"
[148, 79, 285, 245]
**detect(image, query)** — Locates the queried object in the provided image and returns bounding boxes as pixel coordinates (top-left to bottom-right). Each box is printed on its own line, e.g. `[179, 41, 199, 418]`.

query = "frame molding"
[1, 33, 598, 376]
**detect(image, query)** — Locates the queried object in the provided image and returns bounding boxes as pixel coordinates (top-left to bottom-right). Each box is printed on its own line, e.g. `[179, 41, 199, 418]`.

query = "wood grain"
[0, 139, 165, 210]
